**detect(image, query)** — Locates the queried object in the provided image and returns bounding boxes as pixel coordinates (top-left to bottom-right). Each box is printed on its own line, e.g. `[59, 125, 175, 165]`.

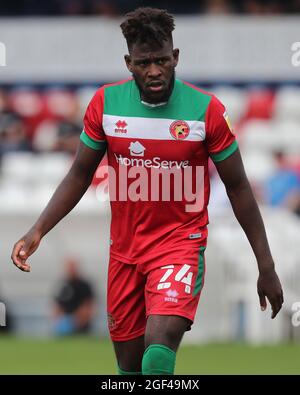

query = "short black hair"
[120, 7, 175, 50]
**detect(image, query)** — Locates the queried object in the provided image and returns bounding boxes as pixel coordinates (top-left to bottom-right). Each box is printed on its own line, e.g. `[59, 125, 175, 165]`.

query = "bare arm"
[214, 149, 284, 318]
[11, 141, 106, 272]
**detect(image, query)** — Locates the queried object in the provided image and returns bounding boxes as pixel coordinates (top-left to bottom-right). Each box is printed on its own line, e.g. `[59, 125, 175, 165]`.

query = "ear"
[124, 54, 132, 73]
[173, 48, 179, 67]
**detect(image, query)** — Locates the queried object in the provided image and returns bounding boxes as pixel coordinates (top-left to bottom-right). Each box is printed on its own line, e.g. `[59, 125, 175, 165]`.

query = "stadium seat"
[45, 89, 79, 119]
[1, 151, 71, 184]
[9, 88, 46, 139]
[211, 86, 247, 124]
[32, 120, 59, 152]
[243, 88, 275, 120]
[10, 88, 43, 118]
[273, 121, 300, 154]
[273, 86, 300, 121]
[76, 86, 98, 117]
[239, 120, 277, 151]
[240, 150, 276, 182]
[1, 152, 36, 183]
[33, 153, 71, 182]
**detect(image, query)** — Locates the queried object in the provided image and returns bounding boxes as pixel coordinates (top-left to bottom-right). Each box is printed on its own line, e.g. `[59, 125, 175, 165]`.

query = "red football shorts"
[107, 231, 207, 342]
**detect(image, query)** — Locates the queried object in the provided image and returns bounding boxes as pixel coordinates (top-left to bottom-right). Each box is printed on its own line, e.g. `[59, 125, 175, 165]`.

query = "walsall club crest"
[169, 120, 190, 140]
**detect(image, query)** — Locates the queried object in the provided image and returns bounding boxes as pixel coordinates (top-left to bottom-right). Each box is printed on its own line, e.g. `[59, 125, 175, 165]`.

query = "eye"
[157, 57, 170, 65]
[136, 59, 149, 67]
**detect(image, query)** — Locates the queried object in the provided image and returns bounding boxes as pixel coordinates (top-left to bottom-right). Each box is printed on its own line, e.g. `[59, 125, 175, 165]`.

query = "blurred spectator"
[0, 89, 10, 113]
[9, 88, 45, 141]
[52, 93, 82, 155]
[0, 89, 32, 158]
[52, 119, 82, 155]
[264, 151, 300, 215]
[33, 89, 81, 155]
[243, 89, 275, 121]
[0, 112, 31, 157]
[52, 257, 96, 336]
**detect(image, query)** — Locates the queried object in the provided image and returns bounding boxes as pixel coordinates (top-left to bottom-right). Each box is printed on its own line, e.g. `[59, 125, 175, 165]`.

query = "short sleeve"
[205, 95, 238, 162]
[80, 87, 107, 150]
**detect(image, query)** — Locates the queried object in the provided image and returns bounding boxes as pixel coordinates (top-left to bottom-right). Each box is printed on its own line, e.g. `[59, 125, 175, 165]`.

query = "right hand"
[11, 228, 42, 272]
[257, 267, 284, 319]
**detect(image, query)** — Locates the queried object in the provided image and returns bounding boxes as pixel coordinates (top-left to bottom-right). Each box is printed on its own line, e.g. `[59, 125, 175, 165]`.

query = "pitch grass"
[0, 336, 299, 375]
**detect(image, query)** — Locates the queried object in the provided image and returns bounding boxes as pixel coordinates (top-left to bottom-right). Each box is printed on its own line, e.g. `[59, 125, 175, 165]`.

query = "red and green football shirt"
[80, 78, 238, 264]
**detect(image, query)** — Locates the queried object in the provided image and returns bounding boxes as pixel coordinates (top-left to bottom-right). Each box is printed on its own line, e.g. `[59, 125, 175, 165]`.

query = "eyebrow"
[134, 55, 171, 63]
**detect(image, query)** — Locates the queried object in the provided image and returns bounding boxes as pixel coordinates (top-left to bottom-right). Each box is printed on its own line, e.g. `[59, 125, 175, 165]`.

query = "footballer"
[11, 7, 284, 375]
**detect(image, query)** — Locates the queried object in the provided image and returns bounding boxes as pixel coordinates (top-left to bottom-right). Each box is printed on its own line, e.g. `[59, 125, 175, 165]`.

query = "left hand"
[257, 269, 284, 319]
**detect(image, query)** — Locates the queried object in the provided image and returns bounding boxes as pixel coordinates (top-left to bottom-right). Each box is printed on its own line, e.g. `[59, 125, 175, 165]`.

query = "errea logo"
[166, 289, 179, 298]
[165, 289, 179, 303]
[129, 141, 145, 157]
[115, 120, 127, 133]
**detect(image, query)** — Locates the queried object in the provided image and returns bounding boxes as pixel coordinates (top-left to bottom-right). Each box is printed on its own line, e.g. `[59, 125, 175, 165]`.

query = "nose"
[147, 62, 162, 78]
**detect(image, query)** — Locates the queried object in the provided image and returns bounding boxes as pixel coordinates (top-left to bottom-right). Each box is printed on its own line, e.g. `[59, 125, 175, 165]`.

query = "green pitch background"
[0, 336, 299, 374]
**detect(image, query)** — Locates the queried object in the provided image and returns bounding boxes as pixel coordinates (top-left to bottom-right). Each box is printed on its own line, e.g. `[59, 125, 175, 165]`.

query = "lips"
[147, 81, 164, 92]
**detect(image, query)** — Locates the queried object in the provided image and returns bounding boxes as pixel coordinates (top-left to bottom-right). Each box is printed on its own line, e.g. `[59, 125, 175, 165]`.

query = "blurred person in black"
[32, 91, 81, 155]
[52, 257, 96, 336]
[0, 112, 31, 158]
[52, 119, 82, 155]
[52, 93, 82, 155]
[0, 89, 31, 157]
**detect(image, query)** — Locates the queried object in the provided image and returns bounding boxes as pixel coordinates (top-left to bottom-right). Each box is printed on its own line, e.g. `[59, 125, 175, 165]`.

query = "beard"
[134, 72, 175, 104]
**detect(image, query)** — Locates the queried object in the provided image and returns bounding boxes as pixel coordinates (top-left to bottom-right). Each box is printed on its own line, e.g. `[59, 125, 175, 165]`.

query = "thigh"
[107, 257, 147, 342]
[144, 245, 207, 346]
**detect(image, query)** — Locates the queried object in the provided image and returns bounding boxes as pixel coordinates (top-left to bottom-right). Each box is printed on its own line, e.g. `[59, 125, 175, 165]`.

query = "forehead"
[129, 40, 173, 59]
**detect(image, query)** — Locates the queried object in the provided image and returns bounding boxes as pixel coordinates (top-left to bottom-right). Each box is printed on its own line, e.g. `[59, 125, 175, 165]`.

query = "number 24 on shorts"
[157, 264, 193, 294]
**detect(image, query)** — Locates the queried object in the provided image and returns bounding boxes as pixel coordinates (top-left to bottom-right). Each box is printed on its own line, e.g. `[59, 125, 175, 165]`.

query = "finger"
[258, 293, 267, 311]
[268, 294, 282, 319]
[271, 304, 281, 319]
[16, 263, 31, 273]
[13, 256, 31, 272]
[11, 241, 31, 272]
[19, 240, 33, 260]
[270, 297, 283, 319]
[11, 240, 25, 267]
